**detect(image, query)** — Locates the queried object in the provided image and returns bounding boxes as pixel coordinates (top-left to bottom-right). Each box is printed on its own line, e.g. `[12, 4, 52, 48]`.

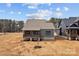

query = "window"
[46, 31, 51, 36]
[25, 31, 30, 36]
[33, 31, 39, 35]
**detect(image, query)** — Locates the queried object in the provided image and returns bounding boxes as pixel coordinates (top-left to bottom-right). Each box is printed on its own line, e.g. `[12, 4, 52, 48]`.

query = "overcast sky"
[0, 3, 79, 21]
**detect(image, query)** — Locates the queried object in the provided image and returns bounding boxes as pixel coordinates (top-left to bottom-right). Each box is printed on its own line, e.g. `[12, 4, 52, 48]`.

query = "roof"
[60, 17, 79, 27]
[22, 19, 55, 30]
[66, 27, 79, 29]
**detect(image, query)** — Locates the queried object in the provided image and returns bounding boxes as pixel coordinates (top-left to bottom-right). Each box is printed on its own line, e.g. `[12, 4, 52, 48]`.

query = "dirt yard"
[0, 33, 79, 56]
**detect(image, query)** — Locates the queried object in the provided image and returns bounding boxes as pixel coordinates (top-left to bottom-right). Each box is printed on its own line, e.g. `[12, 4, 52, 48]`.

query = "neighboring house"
[60, 17, 79, 40]
[22, 19, 56, 41]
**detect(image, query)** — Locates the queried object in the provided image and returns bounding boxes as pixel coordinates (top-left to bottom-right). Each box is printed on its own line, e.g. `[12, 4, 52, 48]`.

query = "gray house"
[22, 19, 56, 41]
[60, 17, 79, 40]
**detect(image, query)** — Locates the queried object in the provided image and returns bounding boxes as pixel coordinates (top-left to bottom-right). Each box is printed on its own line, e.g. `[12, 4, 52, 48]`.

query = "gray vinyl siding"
[40, 29, 54, 40]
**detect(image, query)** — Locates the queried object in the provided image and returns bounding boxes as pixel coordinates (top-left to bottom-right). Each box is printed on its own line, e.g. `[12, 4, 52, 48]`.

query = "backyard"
[0, 33, 79, 56]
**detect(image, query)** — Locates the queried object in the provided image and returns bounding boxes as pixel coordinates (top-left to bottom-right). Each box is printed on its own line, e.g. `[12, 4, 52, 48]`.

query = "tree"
[49, 17, 62, 23]
[49, 17, 62, 28]
[17, 21, 24, 32]
[0, 19, 24, 32]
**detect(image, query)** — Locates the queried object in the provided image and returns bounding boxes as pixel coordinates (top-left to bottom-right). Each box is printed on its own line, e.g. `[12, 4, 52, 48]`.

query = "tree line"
[0, 18, 62, 33]
[0, 19, 24, 33]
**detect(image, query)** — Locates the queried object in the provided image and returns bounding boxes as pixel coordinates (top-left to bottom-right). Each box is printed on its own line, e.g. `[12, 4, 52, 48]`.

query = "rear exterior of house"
[22, 19, 55, 41]
[60, 17, 79, 40]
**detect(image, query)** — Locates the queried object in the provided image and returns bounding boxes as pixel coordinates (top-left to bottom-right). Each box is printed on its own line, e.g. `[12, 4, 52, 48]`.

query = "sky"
[0, 3, 79, 21]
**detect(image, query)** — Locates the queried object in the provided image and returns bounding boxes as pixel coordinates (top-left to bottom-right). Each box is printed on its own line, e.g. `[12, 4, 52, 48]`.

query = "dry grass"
[0, 33, 79, 56]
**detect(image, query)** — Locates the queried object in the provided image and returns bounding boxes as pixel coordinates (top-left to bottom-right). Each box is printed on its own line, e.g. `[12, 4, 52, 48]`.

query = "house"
[22, 19, 56, 41]
[60, 17, 79, 40]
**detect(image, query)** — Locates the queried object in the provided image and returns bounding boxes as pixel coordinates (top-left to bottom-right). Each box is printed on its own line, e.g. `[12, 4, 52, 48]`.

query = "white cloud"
[18, 11, 22, 15]
[64, 7, 69, 11]
[6, 3, 11, 7]
[55, 11, 63, 18]
[28, 6, 37, 9]
[22, 3, 39, 9]
[38, 9, 52, 17]
[55, 7, 63, 18]
[56, 7, 60, 11]
[10, 11, 14, 14]
[26, 9, 53, 19]
[48, 3, 52, 6]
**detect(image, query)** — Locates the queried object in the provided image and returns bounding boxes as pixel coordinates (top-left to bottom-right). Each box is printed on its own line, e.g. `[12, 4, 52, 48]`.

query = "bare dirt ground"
[0, 33, 79, 56]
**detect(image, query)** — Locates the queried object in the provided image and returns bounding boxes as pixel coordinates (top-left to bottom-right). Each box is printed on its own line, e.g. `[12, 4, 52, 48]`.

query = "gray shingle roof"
[61, 17, 79, 27]
[22, 19, 55, 30]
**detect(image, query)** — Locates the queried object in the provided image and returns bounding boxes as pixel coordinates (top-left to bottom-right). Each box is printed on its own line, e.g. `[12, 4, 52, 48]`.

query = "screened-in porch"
[23, 30, 41, 41]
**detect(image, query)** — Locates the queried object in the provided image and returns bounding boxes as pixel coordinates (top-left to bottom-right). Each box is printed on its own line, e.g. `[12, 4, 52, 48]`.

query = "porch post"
[69, 29, 71, 40]
[76, 30, 78, 40]
[38, 38, 40, 41]
[30, 38, 32, 41]
[30, 31, 32, 41]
